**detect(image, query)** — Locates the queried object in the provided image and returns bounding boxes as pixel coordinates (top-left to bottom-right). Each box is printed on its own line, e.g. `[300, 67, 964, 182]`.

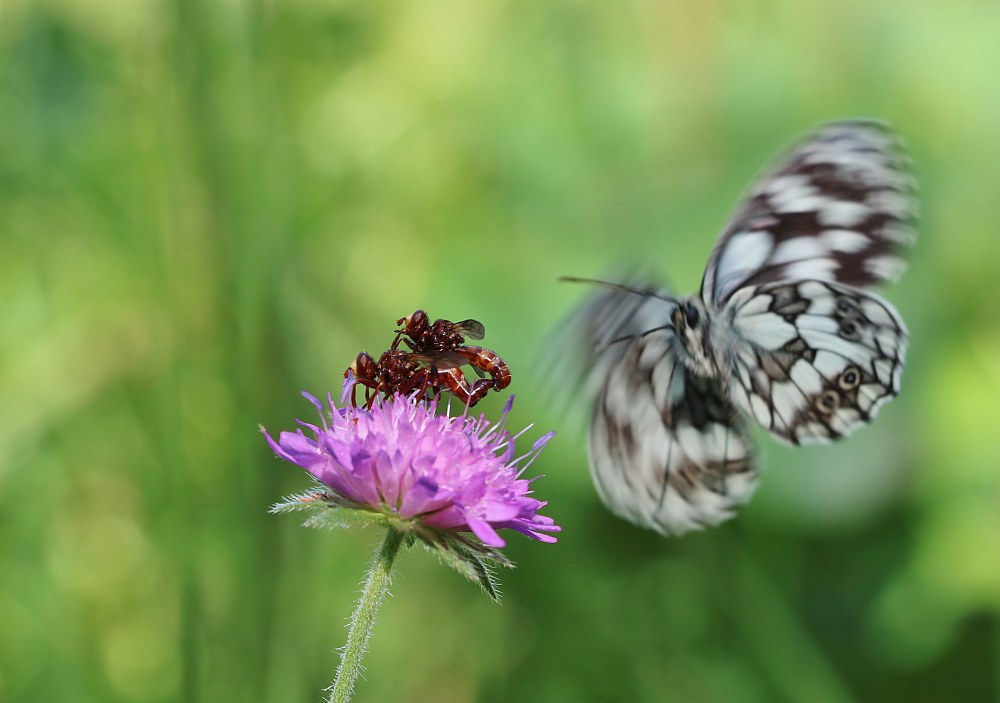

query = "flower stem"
[327, 528, 405, 703]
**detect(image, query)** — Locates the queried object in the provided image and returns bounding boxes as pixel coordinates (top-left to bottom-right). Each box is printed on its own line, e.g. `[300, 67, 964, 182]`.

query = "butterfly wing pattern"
[701, 120, 917, 305]
[724, 280, 908, 445]
[577, 285, 758, 534]
[574, 120, 916, 535]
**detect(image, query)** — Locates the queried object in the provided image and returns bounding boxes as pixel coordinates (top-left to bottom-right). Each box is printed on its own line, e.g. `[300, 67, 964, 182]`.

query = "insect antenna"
[559, 276, 678, 353]
[558, 276, 678, 305]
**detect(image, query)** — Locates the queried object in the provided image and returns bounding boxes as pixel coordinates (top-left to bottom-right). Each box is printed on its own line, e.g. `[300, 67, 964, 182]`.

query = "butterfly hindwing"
[701, 120, 917, 306]
[724, 280, 908, 444]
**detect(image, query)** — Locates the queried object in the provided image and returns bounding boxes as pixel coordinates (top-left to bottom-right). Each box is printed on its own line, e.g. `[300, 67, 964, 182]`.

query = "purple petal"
[466, 516, 506, 548]
[301, 390, 324, 414]
[397, 476, 435, 516]
[270, 430, 325, 469]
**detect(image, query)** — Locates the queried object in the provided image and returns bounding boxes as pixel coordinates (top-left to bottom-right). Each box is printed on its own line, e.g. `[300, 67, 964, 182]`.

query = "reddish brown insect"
[346, 349, 490, 408]
[392, 310, 485, 353]
[415, 360, 494, 406]
[345, 310, 510, 407]
[394, 310, 509, 401]
[345, 350, 418, 408]
[453, 346, 512, 393]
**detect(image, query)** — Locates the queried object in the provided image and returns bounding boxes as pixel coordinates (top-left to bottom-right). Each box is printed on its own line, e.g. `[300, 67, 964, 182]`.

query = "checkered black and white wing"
[700, 121, 917, 307]
[722, 280, 908, 445]
[580, 287, 757, 535]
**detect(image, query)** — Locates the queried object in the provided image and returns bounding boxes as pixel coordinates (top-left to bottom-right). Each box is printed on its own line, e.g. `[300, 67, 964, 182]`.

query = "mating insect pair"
[346, 310, 511, 408]
[566, 120, 917, 536]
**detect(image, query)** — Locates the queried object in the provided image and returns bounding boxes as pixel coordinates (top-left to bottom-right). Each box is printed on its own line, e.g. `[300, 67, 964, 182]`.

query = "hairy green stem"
[328, 528, 404, 703]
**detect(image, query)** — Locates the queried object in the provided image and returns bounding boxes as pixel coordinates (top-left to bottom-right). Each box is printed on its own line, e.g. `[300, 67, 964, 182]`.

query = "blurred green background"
[3, 0, 1000, 701]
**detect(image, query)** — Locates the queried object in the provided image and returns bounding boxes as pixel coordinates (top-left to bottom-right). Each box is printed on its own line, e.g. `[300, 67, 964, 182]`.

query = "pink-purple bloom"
[263, 390, 560, 548]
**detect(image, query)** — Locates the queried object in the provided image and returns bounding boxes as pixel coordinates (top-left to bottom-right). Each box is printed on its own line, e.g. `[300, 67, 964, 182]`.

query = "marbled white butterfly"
[566, 120, 916, 535]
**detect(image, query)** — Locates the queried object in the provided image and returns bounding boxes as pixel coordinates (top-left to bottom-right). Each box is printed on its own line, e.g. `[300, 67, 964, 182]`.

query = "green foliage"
[2, 1, 1000, 702]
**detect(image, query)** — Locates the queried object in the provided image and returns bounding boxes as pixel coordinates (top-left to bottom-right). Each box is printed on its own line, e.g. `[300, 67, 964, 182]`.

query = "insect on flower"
[563, 120, 917, 536]
[266, 309, 558, 702]
[345, 310, 511, 408]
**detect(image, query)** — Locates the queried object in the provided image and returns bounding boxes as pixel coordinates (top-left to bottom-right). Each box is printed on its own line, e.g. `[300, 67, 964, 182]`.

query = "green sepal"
[269, 486, 378, 531]
[271, 483, 515, 603]
[418, 533, 511, 604]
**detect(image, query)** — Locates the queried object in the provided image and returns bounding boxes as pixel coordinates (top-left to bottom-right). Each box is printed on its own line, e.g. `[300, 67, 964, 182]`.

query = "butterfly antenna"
[558, 276, 677, 305]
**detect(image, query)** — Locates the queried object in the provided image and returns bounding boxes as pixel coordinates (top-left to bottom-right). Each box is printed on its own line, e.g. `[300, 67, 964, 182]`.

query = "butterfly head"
[671, 297, 720, 379]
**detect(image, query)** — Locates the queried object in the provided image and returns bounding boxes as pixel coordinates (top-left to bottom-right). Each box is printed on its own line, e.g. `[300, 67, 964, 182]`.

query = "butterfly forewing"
[701, 121, 917, 306]
[578, 287, 758, 535]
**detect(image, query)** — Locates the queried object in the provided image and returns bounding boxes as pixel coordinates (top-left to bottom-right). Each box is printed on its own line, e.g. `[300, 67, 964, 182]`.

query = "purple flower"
[263, 391, 560, 549]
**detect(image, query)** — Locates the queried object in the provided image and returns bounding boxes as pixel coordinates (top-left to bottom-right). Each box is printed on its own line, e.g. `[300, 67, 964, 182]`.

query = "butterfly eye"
[684, 302, 700, 327]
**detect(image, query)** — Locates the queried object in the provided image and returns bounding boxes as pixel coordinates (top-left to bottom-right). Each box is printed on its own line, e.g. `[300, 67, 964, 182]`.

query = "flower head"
[263, 390, 559, 549]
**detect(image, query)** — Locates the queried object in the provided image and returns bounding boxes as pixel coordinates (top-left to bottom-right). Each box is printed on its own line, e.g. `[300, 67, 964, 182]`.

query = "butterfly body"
[666, 297, 719, 379]
[570, 120, 916, 535]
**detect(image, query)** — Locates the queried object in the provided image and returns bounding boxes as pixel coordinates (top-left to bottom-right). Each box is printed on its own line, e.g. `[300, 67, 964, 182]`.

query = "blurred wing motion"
[574, 285, 758, 535]
[701, 120, 917, 306]
[562, 120, 916, 536]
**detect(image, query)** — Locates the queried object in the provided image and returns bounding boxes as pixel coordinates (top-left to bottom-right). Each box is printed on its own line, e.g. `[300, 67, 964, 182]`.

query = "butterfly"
[565, 120, 916, 535]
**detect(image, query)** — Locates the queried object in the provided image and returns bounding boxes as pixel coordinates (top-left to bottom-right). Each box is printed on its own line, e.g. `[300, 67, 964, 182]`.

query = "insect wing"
[454, 319, 486, 341]
[701, 121, 917, 306]
[724, 280, 907, 444]
[408, 350, 469, 370]
[590, 331, 757, 535]
[569, 283, 758, 535]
